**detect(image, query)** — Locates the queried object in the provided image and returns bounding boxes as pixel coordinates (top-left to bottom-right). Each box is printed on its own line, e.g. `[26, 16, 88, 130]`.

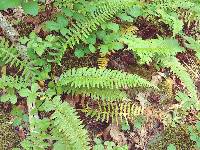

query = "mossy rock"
[147, 125, 195, 150]
[0, 112, 20, 150]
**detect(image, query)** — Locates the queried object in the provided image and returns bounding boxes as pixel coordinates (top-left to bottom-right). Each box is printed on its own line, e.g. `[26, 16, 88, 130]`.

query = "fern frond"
[145, 0, 200, 35]
[0, 75, 28, 90]
[64, 86, 128, 102]
[121, 35, 184, 64]
[176, 91, 200, 110]
[62, 0, 137, 49]
[161, 57, 198, 101]
[184, 36, 200, 59]
[0, 38, 35, 80]
[82, 101, 143, 125]
[59, 67, 157, 89]
[51, 98, 90, 150]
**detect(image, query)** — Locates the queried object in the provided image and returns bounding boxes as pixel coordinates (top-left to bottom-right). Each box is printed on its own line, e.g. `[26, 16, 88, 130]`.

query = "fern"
[62, 0, 138, 49]
[175, 91, 200, 110]
[121, 35, 184, 64]
[82, 101, 143, 125]
[161, 57, 198, 100]
[50, 97, 90, 150]
[64, 86, 128, 102]
[0, 38, 35, 81]
[144, 0, 200, 36]
[122, 34, 198, 103]
[184, 36, 200, 59]
[59, 67, 157, 89]
[0, 75, 27, 90]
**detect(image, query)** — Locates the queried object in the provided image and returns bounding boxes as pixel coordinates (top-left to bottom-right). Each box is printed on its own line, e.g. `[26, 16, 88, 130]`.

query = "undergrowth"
[0, 0, 199, 149]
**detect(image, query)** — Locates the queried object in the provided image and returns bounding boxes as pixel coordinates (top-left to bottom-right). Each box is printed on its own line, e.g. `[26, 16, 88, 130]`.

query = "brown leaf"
[109, 124, 127, 146]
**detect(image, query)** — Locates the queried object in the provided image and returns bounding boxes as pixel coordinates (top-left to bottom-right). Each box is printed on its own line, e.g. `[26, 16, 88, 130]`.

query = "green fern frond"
[176, 91, 200, 110]
[64, 86, 128, 102]
[0, 38, 35, 80]
[62, 0, 137, 49]
[144, 0, 200, 35]
[184, 36, 200, 59]
[59, 67, 157, 89]
[121, 35, 184, 64]
[149, 0, 200, 14]
[51, 98, 90, 150]
[0, 75, 28, 90]
[161, 57, 198, 101]
[82, 101, 143, 125]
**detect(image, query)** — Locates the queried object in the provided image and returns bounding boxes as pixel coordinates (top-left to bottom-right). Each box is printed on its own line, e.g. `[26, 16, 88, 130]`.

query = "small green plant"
[0, 0, 40, 16]
[188, 122, 200, 149]
[93, 138, 128, 150]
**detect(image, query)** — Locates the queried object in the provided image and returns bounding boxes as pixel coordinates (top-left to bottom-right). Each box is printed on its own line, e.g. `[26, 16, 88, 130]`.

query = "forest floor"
[0, 3, 200, 150]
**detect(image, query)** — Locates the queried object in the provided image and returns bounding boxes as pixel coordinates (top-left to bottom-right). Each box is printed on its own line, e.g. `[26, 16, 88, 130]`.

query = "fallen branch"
[0, 12, 27, 59]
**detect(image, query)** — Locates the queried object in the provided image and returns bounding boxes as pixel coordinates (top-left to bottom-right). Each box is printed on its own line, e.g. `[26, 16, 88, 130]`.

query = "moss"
[0, 112, 20, 150]
[147, 125, 195, 150]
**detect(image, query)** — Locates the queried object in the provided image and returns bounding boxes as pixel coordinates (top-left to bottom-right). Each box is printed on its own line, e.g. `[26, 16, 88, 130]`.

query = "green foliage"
[167, 144, 176, 150]
[49, 96, 90, 150]
[45, 15, 69, 36]
[176, 91, 200, 111]
[0, 0, 200, 149]
[121, 35, 184, 64]
[0, 38, 36, 80]
[20, 118, 51, 150]
[61, 0, 137, 48]
[93, 138, 128, 150]
[59, 67, 156, 89]
[59, 67, 156, 103]
[0, 75, 28, 104]
[64, 86, 128, 102]
[162, 58, 198, 101]
[144, 0, 200, 36]
[0, 0, 39, 16]
[19, 83, 40, 103]
[122, 34, 199, 106]
[184, 36, 200, 59]
[11, 106, 29, 127]
[188, 122, 200, 149]
[21, 1, 39, 16]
